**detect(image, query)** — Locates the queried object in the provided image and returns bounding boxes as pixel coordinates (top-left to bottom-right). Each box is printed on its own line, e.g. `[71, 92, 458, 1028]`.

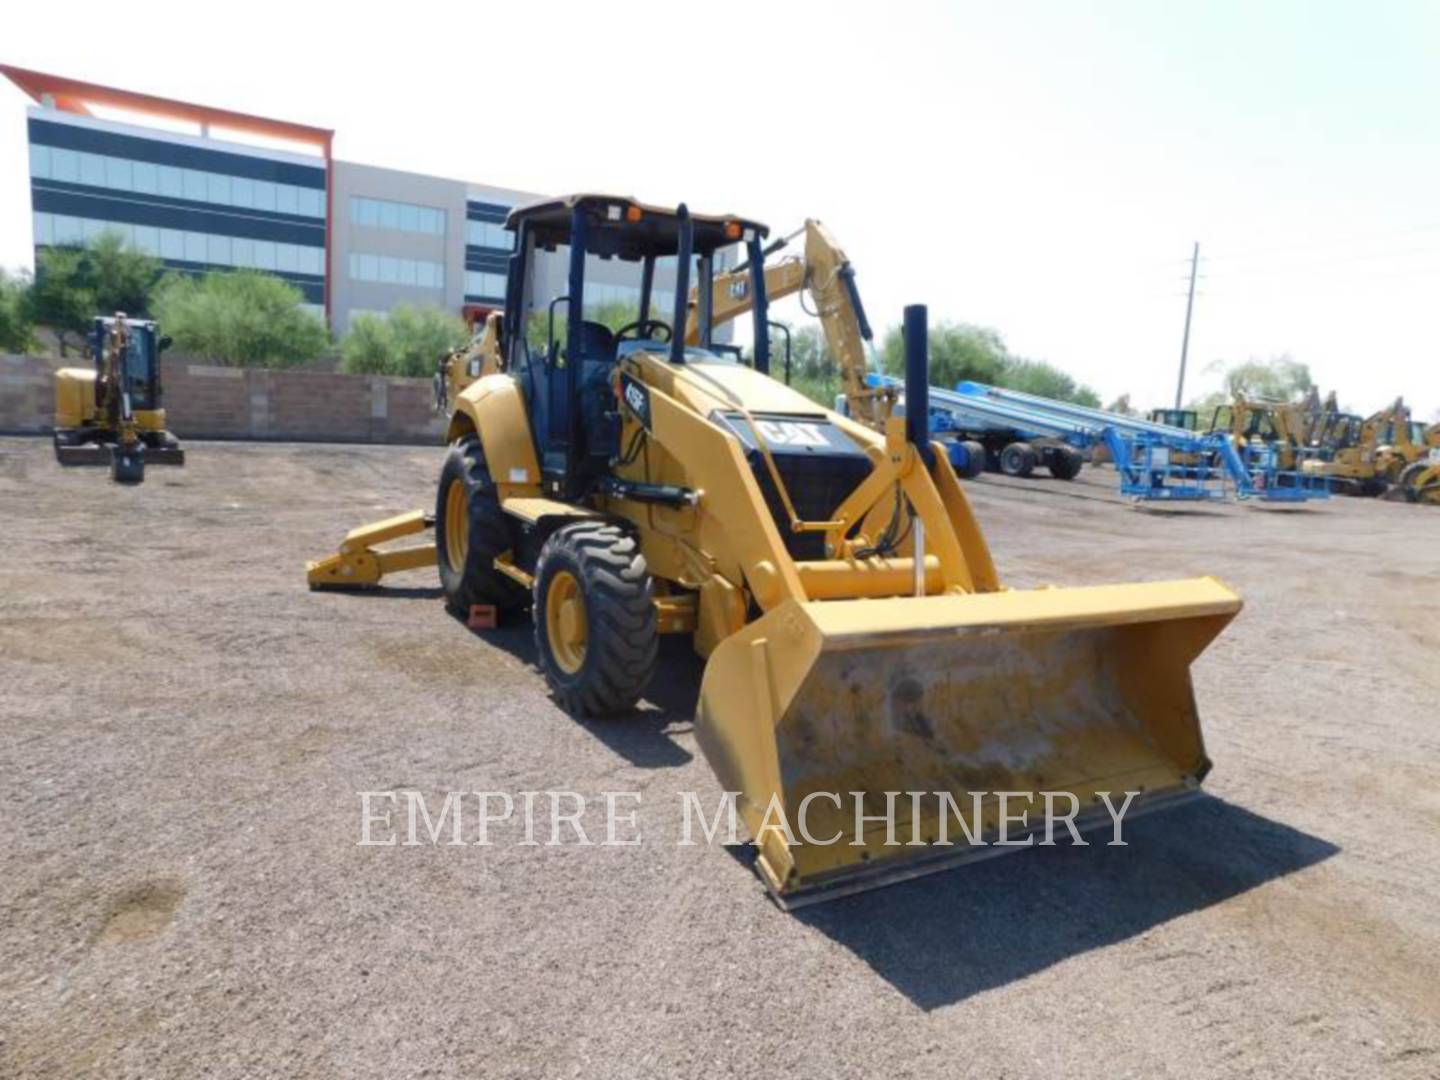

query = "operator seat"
[576, 320, 621, 468]
[573, 320, 616, 364]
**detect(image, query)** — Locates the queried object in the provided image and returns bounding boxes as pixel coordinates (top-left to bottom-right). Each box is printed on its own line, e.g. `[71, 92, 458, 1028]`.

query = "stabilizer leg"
[306, 510, 436, 589]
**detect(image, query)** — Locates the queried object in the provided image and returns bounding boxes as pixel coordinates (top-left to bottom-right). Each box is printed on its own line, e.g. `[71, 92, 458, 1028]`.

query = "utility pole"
[1174, 241, 1199, 410]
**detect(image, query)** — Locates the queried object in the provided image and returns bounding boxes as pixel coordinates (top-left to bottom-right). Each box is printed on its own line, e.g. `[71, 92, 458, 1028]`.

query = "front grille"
[747, 450, 873, 560]
[710, 411, 873, 562]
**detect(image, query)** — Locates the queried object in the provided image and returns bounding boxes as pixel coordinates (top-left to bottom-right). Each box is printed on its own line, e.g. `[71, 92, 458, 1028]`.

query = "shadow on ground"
[340, 585, 446, 600]
[465, 618, 699, 768]
[1130, 506, 1231, 518]
[793, 795, 1338, 1011]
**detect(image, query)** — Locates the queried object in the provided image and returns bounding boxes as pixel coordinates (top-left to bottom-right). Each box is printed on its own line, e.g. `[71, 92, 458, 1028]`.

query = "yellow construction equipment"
[53, 313, 184, 484]
[1208, 389, 1321, 472]
[1303, 397, 1425, 496]
[1384, 421, 1440, 505]
[308, 195, 1242, 906]
[686, 219, 898, 430]
[689, 220, 995, 478]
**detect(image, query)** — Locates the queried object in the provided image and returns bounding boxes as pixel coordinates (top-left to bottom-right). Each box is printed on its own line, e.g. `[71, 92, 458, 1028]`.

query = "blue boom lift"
[952, 382, 1328, 503]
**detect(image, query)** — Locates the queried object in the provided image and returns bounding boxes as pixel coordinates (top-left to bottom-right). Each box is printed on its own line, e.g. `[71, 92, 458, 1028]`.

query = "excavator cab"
[92, 317, 165, 412]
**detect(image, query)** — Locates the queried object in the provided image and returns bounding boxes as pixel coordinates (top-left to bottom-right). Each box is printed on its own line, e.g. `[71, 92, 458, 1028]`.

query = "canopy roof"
[507, 194, 768, 260]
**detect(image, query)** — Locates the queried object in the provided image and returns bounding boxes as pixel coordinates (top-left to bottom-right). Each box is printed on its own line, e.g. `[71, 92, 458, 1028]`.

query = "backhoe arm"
[687, 220, 895, 429]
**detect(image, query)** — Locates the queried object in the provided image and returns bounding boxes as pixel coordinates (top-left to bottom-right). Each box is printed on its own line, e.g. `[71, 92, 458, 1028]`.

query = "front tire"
[435, 436, 527, 615]
[533, 523, 657, 717]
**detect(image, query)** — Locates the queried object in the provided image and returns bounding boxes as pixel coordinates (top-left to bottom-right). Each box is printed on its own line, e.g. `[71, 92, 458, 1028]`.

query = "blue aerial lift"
[952, 382, 1328, 503]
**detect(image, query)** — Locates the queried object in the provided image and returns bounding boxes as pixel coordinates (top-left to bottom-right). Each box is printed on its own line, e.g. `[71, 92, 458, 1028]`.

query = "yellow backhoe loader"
[1303, 397, 1424, 496]
[53, 313, 184, 484]
[1208, 389, 1321, 472]
[1383, 421, 1440, 505]
[308, 196, 1242, 906]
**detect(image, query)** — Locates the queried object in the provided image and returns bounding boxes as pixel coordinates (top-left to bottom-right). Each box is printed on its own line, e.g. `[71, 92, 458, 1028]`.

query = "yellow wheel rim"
[444, 478, 469, 574]
[545, 569, 588, 675]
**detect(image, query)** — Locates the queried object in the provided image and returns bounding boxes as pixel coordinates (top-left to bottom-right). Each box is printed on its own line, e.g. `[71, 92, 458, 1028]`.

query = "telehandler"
[309, 195, 1242, 905]
[53, 313, 184, 484]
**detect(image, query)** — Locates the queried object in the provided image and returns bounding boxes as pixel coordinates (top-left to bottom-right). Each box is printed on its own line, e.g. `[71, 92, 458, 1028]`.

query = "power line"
[1202, 220, 1440, 262]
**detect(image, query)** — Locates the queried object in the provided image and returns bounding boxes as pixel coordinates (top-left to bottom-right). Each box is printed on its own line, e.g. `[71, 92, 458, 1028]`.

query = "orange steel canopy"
[0, 64, 332, 152]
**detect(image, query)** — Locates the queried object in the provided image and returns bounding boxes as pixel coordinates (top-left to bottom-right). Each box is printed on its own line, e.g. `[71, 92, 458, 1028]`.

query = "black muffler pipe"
[670, 204, 693, 366]
[903, 303, 932, 465]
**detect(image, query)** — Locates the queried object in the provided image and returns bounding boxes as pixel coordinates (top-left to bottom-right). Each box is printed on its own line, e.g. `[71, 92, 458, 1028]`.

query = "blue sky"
[4, 1, 1438, 417]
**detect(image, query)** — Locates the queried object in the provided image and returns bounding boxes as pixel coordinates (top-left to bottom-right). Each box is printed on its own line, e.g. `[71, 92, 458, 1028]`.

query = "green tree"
[1105, 393, 1138, 417]
[87, 231, 163, 315]
[341, 304, 469, 377]
[1188, 354, 1314, 412]
[880, 320, 1009, 388]
[28, 232, 163, 355]
[153, 271, 330, 367]
[340, 314, 394, 374]
[0, 268, 36, 353]
[1001, 357, 1101, 407]
[876, 319, 1099, 406]
[769, 322, 842, 408]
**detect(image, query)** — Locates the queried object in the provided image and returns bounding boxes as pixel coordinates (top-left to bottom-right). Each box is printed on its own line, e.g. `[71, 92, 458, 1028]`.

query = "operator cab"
[500, 195, 772, 499]
[89, 316, 169, 412]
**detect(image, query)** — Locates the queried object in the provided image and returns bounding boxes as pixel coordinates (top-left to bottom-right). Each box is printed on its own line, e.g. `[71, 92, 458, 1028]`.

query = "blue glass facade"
[464, 199, 512, 304]
[27, 115, 328, 306]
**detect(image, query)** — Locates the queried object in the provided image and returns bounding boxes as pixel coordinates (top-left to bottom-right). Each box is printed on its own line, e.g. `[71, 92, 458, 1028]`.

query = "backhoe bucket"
[694, 577, 1241, 907]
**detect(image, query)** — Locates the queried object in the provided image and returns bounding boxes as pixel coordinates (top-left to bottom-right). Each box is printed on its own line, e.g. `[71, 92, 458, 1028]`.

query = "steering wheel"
[614, 318, 672, 343]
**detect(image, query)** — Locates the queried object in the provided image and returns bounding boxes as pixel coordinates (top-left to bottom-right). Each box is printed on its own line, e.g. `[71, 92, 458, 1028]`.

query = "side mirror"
[157, 335, 173, 352]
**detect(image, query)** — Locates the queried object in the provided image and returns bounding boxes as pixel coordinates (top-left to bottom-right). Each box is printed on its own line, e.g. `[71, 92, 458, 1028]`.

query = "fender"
[445, 373, 542, 498]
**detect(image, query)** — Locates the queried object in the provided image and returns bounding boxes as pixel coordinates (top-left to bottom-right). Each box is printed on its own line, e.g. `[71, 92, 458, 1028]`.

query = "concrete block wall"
[0, 354, 446, 445]
[0, 354, 66, 433]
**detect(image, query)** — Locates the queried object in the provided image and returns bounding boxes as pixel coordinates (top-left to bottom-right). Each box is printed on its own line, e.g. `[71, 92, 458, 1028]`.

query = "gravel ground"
[1, 434, 1438, 1079]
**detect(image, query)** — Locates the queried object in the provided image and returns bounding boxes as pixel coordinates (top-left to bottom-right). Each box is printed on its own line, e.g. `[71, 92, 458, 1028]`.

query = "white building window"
[466, 220, 510, 249]
[349, 196, 446, 237]
[349, 252, 445, 290]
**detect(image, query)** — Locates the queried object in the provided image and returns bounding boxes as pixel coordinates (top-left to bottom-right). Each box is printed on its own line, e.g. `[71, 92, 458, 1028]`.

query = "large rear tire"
[435, 436, 527, 616]
[999, 441, 1037, 478]
[533, 523, 657, 717]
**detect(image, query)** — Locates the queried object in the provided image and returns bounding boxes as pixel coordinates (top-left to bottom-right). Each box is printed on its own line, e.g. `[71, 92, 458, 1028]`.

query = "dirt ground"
[2, 434, 1438, 1079]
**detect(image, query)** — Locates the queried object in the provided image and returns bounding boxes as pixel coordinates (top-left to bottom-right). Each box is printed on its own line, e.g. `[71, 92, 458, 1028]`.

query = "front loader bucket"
[694, 577, 1241, 908]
